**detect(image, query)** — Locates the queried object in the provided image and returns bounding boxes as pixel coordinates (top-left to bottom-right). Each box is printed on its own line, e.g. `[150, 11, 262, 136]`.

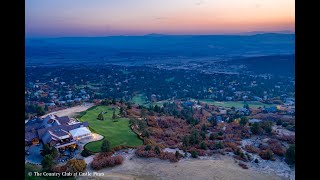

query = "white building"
[69, 127, 92, 140]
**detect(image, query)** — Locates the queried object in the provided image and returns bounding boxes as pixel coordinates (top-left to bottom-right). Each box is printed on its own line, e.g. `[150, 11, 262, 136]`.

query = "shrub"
[270, 143, 285, 156]
[113, 145, 128, 151]
[277, 135, 295, 144]
[276, 119, 282, 125]
[239, 117, 248, 126]
[81, 149, 93, 157]
[244, 145, 259, 154]
[189, 131, 200, 145]
[142, 130, 150, 138]
[259, 149, 274, 160]
[182, 136, 190, 147]
[91, 155, 123, 170]
[209, 133, 217, 140]
[260, 121, 272, 134]
[159, 152, 179, 162]
[144, 145, 152, 151]
[282, 122, 288, 127]
[200, 131, 206, 139]
[215, 142, 223, 149]
[59, 159, 87, 173]
[223, 142, 238, 151]
[184, 152, 188, 157]
[251, 123, 262, 135]
[191, 151, 198, 158]
[200, 142, 207, 150]
[239, 152, 246, 159]
[246, 153, 253, 161]
[285, 145, 295, 165]
[238, 162, 248, 169]
[234, 148, 241, 156]
[286, 125, 295, 132]
[52, 165, 67, 173]
[175, 151, 181, 159]
[155, 146, 161, 155]
[201, 124, 207, 131]
[254, 159, 259, 163]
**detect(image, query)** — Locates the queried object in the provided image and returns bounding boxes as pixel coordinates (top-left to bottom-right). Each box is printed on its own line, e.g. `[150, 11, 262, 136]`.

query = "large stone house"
[25, 114, 92, 150]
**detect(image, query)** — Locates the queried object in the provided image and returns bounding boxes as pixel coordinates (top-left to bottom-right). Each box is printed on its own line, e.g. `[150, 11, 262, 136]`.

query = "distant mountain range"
[143, 31, 294, 36]
[235, 30, 294, 35]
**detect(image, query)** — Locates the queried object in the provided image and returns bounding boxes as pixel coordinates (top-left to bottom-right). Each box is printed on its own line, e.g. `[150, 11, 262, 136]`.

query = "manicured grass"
[199, 100, 276, 108]
[79, 106, 143, 152]
[148, 100, 167, 107]
[131, 94, 148, 105]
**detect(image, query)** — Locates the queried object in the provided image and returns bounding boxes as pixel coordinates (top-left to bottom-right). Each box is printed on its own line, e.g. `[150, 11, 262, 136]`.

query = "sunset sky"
[26, 0, 295, 37]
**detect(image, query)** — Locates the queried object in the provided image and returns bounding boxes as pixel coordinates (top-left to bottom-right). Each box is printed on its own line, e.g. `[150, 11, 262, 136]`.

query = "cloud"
[154, 16, 168, 21]
[254, 3, 261, 8]
[195, 0, 204, 6]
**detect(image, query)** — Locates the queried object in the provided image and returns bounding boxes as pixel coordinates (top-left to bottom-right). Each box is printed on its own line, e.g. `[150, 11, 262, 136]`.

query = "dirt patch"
[41, 103, 94, 118]
[273, 126, 295, 137]
[78, 153, 283, 180]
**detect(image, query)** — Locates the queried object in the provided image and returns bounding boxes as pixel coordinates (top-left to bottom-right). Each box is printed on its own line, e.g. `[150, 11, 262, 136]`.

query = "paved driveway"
[78, 133, 103, 150]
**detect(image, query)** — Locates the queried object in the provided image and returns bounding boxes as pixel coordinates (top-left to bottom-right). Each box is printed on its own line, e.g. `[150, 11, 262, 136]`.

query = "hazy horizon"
[26, 0, 294, 38]
[25, 30, 295, 39]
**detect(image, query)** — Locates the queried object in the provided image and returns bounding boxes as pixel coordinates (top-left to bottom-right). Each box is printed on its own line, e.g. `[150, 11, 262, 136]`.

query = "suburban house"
[237, 108, 250, 115]
[249, 118, 262, 123]
[208, 115, 224, 123]
[25, 114, 92, 150]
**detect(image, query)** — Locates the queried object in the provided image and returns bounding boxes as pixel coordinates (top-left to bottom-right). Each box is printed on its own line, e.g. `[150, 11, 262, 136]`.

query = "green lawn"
[148, 100, 168, 107]
[131, 94, 148, 105]
[199, 100, 275, 109]
[79, 106, 143, 152]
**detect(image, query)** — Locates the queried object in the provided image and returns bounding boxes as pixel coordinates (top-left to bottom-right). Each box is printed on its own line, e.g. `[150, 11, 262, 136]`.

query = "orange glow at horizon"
[26, 0, 295, 37]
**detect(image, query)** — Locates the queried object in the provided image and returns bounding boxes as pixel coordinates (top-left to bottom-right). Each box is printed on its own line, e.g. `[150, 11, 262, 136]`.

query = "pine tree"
[41, 155, 55, 171]
[285, 145, 295, 165]
[112, 110, 116, 120]
[239, 116, 248, 126]
[127, 103, 132, 109]
[200, 142, 207, 150]
[175, 151, 180, 159]
[155, 146, 161, 155]
[119, 106, 124, 115]
[97, 112, 104, 120]
[141, 108, 146, 118]
[101, 139, 111, 152]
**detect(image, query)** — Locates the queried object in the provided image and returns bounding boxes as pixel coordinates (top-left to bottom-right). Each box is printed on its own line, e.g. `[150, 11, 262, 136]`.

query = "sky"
[25, 0, 295, 37]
